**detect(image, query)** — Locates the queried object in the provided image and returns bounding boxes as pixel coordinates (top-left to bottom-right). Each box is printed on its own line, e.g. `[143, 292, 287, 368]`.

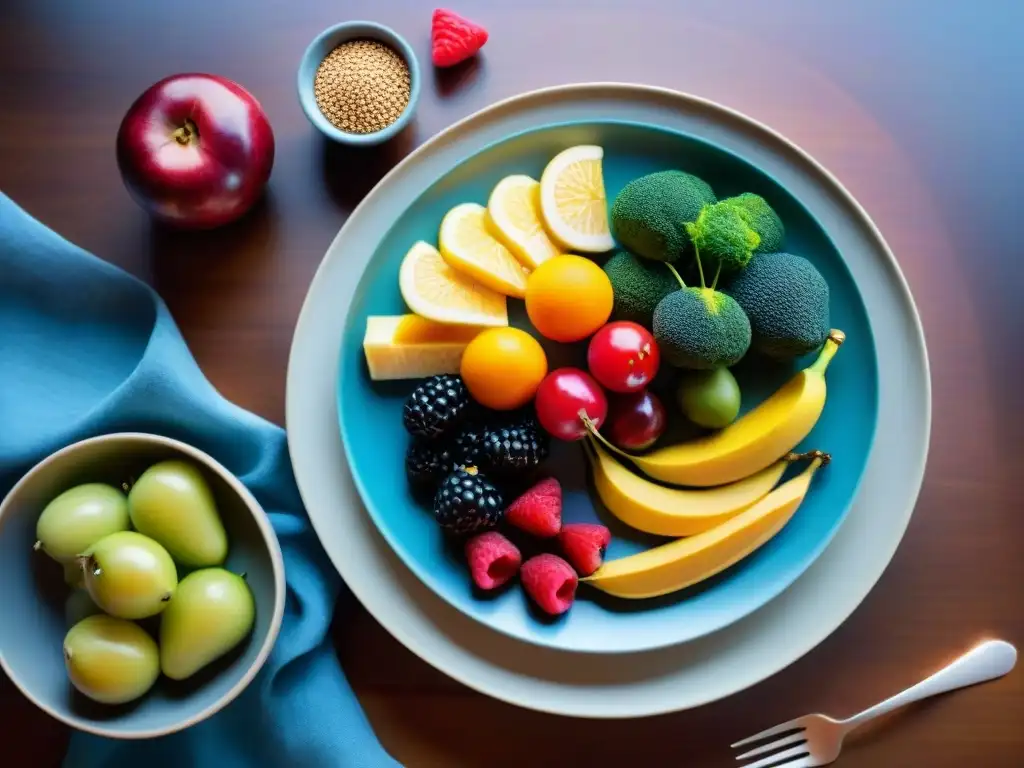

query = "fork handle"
[842, 639, 1017, 730]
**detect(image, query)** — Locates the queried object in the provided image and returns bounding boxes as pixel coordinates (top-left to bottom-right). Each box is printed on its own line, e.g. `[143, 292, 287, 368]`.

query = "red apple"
[116, 73, 274, 229]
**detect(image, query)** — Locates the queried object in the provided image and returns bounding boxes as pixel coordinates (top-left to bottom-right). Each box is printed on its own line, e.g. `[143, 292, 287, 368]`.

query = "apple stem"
[172, 119, 199, 146]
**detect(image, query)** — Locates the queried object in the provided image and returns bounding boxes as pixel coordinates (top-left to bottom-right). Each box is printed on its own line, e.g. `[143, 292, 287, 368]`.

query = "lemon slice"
[399, 240, 508, 327]
[539, 145, 615, 253]
[439, 203, 530, 298]
[486, 175, 562, 270]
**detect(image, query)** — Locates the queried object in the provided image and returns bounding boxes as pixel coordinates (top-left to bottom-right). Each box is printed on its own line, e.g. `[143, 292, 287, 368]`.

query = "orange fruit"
[525, 255, 614, 342]
[460, 327, 548, 410]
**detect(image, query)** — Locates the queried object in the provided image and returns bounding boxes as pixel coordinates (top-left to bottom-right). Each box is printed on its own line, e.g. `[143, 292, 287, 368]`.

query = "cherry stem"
[578, 411, 636, 462]
[664, 261, 687, 290]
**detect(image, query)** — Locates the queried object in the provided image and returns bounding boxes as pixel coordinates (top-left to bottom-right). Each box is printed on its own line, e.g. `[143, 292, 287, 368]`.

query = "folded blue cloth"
[0, 192, 399, 767]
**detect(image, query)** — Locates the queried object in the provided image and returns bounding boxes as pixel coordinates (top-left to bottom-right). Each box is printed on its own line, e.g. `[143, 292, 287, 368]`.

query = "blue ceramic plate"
[337, 120, 878, 654]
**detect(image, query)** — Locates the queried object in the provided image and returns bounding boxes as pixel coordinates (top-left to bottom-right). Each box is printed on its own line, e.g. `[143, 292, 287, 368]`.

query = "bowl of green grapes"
[0, 432, 285, 739]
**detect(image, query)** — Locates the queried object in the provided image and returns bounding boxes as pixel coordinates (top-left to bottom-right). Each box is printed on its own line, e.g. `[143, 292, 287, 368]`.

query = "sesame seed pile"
[313, 39, 411, 135]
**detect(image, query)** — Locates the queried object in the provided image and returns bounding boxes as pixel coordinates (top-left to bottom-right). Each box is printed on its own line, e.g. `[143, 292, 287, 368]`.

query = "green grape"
[160, 568, 255, 680]
[35, 483, 130, 563]
[128, 460, 228, 568]
[80, 531, 178, 619]
[63, 614, 159, 705]
[677, 367, 742, 429]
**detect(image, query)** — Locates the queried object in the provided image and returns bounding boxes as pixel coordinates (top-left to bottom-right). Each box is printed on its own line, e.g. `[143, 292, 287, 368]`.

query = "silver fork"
[731, 639, 1017, 768]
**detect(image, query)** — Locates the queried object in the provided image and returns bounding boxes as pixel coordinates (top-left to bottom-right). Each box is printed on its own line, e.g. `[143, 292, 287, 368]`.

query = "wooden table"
[2, 1, 1021, 765]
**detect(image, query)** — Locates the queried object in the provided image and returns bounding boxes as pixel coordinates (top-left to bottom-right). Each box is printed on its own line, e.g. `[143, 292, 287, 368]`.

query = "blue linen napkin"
[0, 192, 399, 768]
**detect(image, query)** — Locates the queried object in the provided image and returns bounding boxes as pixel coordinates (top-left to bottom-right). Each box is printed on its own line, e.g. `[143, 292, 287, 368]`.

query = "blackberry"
[402, 375, 470, 440]
[450, 423, 487, 468]
[405, 440, 457, 488]
[479, 416, 550, 477]
[433, 468, 505, 535]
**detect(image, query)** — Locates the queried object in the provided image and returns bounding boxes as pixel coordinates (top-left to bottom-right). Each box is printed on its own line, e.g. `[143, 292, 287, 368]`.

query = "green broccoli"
[610, 170, 716, 262]
[724, 252, 830, 360]
[723, 193, 785, 253]
[602, 251, 679, 327]
[651, 262, 752, 370]
[684, 202, 760, 278]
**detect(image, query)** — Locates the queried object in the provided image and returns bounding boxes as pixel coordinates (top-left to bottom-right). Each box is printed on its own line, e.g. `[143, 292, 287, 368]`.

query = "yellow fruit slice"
[486, 175, 562, 269]
[439, 203, 529, 298]
[584, 439, 791, 536]
[539, 145, 615, 253]
[398, 240, 508, 327]
[583, 453, 829, 598]
[362, 315, 486, 381]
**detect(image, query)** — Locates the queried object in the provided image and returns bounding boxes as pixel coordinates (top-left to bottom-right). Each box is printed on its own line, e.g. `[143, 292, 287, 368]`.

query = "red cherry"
[605, 390, 667, 451]
[534, 368, 608, 441]
[586, 322, 660, 394]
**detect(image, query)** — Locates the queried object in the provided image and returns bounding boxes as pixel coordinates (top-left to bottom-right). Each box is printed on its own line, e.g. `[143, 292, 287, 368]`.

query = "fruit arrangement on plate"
[32, 460, 255, 705]
[362, 143, 844, 619]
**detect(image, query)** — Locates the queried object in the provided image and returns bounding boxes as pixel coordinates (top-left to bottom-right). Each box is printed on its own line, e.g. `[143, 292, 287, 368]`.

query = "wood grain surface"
[2, 1, 1022, 765]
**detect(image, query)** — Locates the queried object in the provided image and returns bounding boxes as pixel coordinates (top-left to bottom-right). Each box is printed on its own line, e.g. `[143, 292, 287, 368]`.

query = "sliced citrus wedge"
[486, 175, 562, 270]
[399, 240, 508, 327]
[539, 145, 615, 253]
[439, 203, 530, 298]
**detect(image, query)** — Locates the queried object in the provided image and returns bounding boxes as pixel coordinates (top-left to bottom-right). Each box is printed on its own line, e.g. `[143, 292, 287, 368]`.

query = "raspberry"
[520, 554, 577, 615]
[464, 532, 521, 590]
[505, 478, 562, 538]
[557, 523, 611, 576]
[431, 8, 489, 68]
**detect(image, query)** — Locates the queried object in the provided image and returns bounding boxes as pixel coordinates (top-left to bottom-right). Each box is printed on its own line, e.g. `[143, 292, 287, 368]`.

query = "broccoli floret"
[723, 193, 784, 252]
[724, 252, 830, 360]
[684, 202, 760, 277]
[602, 251, 679, 327]
[610, 171, 716, 262]
[652, 287, 751, 369]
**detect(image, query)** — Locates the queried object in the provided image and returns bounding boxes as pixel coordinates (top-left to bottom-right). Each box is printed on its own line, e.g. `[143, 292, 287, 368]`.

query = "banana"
[584, 438, 806, 536]
[582, 452, 829, 599]
[586, 330, 844, 487]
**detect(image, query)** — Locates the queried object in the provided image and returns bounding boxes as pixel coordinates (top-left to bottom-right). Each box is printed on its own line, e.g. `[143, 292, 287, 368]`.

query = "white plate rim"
[285, 82, 931, 718]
